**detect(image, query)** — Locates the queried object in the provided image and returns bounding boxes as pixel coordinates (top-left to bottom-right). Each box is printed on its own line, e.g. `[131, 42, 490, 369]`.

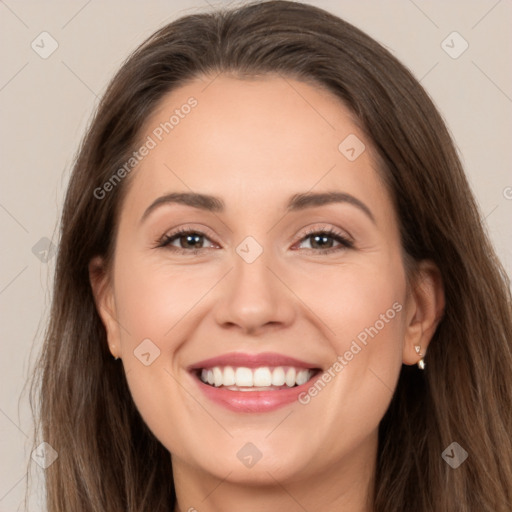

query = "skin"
[90, 74, 444, 512]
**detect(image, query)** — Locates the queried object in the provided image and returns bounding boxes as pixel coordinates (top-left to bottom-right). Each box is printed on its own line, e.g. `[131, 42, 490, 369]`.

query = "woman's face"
[93, 74, 426, 488]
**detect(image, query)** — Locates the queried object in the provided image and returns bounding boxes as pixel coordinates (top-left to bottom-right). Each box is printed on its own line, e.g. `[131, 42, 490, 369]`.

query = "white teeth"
[285, 368, 296, 387]
[198, 365, 316, 389]
[223, 366, 236, 386]
[271, 367, 286, 386]
[213, 367, 223, 387]
[296, 369, 310, 386]
[235, 367, 253, 387]
[253, 367, 272, 387]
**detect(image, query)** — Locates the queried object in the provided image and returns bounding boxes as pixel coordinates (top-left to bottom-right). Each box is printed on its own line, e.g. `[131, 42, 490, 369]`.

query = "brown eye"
[296, 228, 354, 254]
[156, 226, 354, 256]
[157, 228, 217, 254]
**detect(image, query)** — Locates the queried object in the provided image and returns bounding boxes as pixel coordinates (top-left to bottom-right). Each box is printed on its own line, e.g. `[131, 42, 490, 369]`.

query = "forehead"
[123, 74, 391, 219]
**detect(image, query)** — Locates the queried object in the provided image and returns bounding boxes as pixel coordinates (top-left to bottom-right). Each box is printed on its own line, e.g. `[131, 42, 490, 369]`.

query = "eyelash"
[155, 225, 354, 255]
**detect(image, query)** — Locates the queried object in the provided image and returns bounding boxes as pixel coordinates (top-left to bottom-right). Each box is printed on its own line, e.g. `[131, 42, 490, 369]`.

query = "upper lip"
[188, 352, 321, 371]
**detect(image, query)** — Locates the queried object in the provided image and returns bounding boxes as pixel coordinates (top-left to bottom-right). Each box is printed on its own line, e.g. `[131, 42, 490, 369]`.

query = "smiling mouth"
[194, 365, 321, 391]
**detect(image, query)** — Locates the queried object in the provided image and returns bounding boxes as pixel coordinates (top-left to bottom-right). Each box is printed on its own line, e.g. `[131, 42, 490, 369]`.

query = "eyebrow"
[139, 191, 376, 224]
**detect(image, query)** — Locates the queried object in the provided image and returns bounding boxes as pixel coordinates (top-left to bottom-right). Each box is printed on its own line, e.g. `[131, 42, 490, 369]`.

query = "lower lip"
[192, 371, 321, 413]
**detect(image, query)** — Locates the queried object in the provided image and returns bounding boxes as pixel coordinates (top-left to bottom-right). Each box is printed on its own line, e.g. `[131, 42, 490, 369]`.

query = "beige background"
[1, 0, 511, 509]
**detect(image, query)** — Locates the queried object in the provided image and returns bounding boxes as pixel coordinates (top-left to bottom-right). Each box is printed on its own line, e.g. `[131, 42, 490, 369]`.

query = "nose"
[213, 246, 296, 336]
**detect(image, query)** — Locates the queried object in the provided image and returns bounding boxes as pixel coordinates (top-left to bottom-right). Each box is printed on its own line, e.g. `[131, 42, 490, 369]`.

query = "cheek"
[298, 256, 406, 350]
[111, 255, 212, 452]
[114, 253, 214, 345]
[296, 255, 406, 414]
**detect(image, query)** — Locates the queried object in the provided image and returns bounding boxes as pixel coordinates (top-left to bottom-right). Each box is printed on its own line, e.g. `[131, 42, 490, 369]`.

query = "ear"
[89, 255, 121, 359]
[402, 259, 445, 365]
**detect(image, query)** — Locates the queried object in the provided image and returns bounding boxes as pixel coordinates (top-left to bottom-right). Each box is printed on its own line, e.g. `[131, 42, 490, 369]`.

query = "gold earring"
[110, 345, 120, 360]
[414, 345, 426, 370]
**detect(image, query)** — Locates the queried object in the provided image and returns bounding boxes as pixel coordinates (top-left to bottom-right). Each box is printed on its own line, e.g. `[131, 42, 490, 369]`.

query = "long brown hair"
[29, 1, 512, 510]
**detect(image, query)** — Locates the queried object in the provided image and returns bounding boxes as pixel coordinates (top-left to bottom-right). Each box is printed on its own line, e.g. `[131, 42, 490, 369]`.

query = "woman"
[30, 1, 512, 510]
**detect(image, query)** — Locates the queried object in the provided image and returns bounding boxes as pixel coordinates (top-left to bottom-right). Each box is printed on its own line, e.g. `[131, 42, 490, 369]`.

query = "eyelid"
[155, 227, 217, 255]
[156, 222, 354, 253]
[295, 223, 354, 245]
[158, 223, 219, 244]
